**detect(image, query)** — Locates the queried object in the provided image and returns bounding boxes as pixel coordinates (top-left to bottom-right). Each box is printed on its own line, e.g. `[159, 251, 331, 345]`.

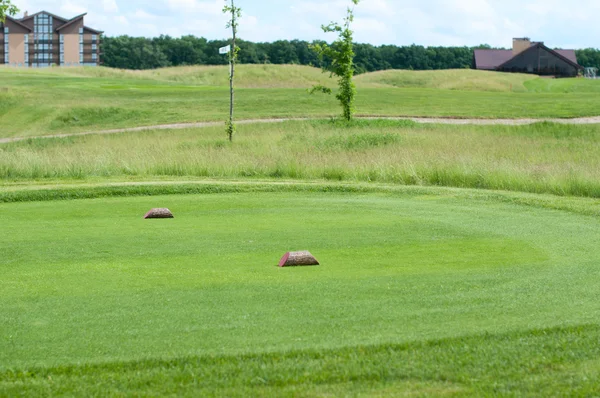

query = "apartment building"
[0, 11, 102, 67]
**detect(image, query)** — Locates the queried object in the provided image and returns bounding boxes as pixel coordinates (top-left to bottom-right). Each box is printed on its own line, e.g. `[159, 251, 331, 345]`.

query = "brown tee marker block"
[144, 208, 174, 219]
[279, 251, 320, 267]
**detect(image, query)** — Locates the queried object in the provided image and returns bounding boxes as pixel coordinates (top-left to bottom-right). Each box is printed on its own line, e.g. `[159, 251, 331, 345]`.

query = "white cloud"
[165, 0, 222, 14]
[9, 0, 600, 48]
[114, 15, 129, 26]
[60, 0, 87, 16]
[132, 9, 157, 20]
[103, 0, 118, 13]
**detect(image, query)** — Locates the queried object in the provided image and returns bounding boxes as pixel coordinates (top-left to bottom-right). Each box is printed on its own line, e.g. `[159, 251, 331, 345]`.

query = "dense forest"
[102, 35, 600, 72]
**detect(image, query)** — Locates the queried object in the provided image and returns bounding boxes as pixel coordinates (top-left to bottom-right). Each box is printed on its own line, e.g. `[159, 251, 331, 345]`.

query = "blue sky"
[10, 0, 600, 48]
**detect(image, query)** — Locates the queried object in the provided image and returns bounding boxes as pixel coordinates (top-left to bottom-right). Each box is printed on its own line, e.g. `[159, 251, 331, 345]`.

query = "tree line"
[101, 35, 600, 72]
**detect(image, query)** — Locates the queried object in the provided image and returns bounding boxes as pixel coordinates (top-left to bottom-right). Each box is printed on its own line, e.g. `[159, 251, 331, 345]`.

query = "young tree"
[310, 0, 360, 121]
[223, 0, 241, 142]
[0, 0, 18, 22]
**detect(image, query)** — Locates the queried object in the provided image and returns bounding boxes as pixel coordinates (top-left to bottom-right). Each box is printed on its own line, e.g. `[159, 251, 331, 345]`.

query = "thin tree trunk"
[228, 0, 236, 142]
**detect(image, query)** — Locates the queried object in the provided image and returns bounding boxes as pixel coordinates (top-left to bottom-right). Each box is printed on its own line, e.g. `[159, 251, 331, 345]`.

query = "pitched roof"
[3, 16, 33, 31]
[555, 50, 578, 65]
[497, 42, 582, 70]
[83, 25, 103, 34]
[474, 49, 512, 70]
[475, 43, 581, 71]
[55, 13, 87, 32]
[19, 11, 68, 22]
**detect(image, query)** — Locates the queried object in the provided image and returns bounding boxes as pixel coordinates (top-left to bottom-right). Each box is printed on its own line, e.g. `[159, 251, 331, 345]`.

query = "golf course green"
[2, 186, 600, 395]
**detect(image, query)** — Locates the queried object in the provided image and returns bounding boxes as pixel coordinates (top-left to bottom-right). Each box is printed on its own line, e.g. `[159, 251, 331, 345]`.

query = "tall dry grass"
[0, 64, 541, 91]
[2, 119, 600, 197]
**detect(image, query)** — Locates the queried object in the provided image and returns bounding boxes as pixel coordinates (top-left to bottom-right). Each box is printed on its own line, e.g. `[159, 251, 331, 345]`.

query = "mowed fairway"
[2, 187, 600, 395]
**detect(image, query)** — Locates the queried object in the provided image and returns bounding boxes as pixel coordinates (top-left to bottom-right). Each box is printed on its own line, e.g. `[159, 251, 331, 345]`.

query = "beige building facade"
[0, 11, 102, 67]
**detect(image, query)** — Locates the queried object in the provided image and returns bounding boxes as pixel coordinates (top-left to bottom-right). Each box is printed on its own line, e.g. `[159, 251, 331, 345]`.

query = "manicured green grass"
[4, 119, 600, 198]
[2, 187, 600, 395]
[2, 325, 600, 396]
[1, 66, 600, 137]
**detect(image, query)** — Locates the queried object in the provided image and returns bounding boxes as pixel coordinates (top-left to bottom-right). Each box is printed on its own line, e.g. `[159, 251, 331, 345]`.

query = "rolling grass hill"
[0, 64, 337, 89]
[1, 65, 600, 137]
[3, 64, 599, 92]
[354, 68, 539, 92]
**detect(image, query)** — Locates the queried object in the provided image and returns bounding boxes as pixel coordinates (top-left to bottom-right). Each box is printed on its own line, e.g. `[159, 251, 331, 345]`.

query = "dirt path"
[2, 115, 600, 144]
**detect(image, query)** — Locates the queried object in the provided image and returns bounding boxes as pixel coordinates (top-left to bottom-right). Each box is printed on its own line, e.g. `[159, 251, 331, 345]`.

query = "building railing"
[31, 40, 103, 45]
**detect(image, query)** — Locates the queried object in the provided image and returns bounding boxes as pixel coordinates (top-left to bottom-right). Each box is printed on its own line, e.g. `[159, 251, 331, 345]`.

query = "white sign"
[219, 45, 231, 55]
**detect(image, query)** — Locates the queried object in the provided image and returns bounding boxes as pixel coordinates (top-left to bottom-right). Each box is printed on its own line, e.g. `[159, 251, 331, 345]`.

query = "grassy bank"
[2, 324, 599, 396]
[1, 66, 600, 137]
[2, 190, 600, 394]
[3, 119, 600, 198]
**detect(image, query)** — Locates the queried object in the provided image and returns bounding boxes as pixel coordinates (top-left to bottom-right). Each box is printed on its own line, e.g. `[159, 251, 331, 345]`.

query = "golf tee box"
[279, 251, 320, 267]
[144, 208, 174, 219]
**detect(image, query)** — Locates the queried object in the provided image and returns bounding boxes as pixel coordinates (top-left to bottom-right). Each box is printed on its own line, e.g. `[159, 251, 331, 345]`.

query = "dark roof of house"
[14, 10, 103, 34]
[475, 43, 580, 70]
[55, 13, 87, 32]
[497, 43, 581, 70]
[83, 25, 103, 34]
[555, 49, 578, 64]
[1, 16, 33, 31]
[474, 49, 512, 70]
[19, 10, 68, 22]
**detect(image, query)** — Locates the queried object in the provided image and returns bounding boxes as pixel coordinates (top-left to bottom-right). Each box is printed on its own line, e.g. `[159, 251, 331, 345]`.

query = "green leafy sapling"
[223, 0, 242, 142]
[310, 0, 360, 121]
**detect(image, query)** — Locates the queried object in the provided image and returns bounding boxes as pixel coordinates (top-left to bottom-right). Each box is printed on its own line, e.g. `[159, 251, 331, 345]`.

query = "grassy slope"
[1, 66, 600, 137]
[0, 65, 537, 90]
[354, 68, 539, 92]
[2, 188, 600, 395]
[3, 64, 336, 89]
[4, 120, 600, 198]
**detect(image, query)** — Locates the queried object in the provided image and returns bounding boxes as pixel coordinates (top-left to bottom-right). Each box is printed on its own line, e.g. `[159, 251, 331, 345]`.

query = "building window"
[92, 44, 97, 51]
[92, 34, 97, 42]
[79, 28, 84, 65]
[92, 53, 97, 61]
[34, 13, 55, 67]
[24, 34, 29, 64]
[4, 27, 8, 64]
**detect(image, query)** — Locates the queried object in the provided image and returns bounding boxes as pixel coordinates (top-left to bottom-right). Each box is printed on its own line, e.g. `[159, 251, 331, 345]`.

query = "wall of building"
[500, 46, 579, 77]
[0, 26, 4, 65]
[1, 14, 101, 67]
[5, 19, 29, 65]
[83, 30, 100, 65]
[59, 19, 83, 65]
